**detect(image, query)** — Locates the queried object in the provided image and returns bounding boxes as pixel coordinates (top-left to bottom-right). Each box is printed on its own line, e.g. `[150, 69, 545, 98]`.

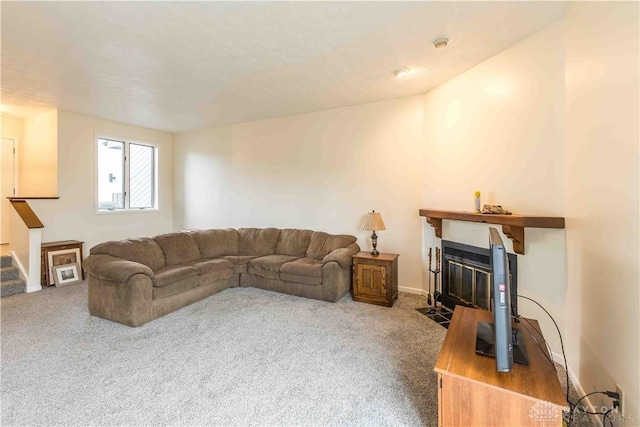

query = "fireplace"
[441, 240, 518, 315]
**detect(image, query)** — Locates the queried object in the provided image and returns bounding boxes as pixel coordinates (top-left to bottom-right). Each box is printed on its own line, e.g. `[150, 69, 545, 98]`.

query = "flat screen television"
[475, 227, 529, 372]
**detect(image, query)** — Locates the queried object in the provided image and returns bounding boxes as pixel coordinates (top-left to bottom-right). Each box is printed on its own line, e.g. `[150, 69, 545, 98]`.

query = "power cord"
[516, 294, 620, 426]
[603, 407, 615, 427]
[511, 314, 556, 369]
[570, 391, 607, 425]
[569, 390, 620, 425]
[568, 391, 620, 427]
[517, 295, 570, 406]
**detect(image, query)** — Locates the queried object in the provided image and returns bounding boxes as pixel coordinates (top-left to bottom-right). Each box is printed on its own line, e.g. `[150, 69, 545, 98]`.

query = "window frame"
[95, 133, 159, 214]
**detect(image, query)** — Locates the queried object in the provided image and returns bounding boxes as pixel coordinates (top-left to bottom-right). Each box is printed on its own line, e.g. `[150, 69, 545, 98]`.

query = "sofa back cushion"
[153, 232, 201, 266]
[306, 232, 357, 260]
[191, 229, 239, 258]
[275, 229, 313, 257]
[90, 237, 166, 270]
[238, 228, 280, 255]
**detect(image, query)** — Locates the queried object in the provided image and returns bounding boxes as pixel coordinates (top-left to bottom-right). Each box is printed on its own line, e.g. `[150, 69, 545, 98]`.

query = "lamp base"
[370, 231, 379, 256]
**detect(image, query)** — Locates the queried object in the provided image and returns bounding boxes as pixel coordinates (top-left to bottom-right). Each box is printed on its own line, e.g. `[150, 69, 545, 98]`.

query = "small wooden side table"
[351, 251, 399, 307]
[41, 240, 85, 287]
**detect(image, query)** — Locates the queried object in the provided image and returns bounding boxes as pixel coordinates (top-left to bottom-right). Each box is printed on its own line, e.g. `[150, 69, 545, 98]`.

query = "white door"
[1, 138, 16, 244]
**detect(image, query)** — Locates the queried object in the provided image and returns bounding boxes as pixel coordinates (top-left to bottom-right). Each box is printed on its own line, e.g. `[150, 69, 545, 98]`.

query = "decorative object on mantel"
[362, 210, 386, 256]
[482, 204, 512, 215]
[418, 209, 565, 255]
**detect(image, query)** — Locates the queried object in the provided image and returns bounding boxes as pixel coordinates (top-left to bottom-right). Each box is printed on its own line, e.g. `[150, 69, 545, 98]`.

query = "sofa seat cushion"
[152, 277, 201, 300]
[280, 257, 323, 285]
[248, 254, 299, 280]
[153, 265, 200, 288]
[223, 255, 261, 274]
[152, 265, 200, 299]
[180, 259, 234, 282]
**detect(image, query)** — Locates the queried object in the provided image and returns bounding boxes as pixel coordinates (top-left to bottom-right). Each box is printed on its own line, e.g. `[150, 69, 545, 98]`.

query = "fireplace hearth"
[441, 240, 518, 315]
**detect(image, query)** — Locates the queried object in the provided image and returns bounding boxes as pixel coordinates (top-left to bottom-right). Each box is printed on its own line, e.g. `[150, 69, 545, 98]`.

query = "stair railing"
[8, 198, 52, 292]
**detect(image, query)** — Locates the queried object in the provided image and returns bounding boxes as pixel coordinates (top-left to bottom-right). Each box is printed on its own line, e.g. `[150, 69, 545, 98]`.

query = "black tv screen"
[475, 228, 529, 372]
[488, 227, 513, 372]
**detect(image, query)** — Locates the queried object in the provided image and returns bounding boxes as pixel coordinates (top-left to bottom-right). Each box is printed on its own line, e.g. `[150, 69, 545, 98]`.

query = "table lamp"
[363, 210, 386, 256]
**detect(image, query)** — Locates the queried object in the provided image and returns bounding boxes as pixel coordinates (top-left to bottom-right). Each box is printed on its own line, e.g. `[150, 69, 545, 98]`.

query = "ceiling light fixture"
[433, 38, 449, 49]
[393, 67, 410, 78]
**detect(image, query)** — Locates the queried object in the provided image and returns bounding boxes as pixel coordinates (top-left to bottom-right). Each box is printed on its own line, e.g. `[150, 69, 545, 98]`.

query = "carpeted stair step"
[1, 265, 20, 281]
[0, 278, 26, 297]
[0, 255, 13, 268]
[0, 255, 26, 298]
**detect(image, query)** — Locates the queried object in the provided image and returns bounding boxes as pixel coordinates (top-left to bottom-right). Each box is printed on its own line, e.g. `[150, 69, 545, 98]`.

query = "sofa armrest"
[321, 242, 361, 269]
[83, 254, 154, 283]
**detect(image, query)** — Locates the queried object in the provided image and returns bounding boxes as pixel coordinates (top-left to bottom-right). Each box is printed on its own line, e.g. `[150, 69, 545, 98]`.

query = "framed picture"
[48, 248, 82, 285]
[53, 263, 81, 287]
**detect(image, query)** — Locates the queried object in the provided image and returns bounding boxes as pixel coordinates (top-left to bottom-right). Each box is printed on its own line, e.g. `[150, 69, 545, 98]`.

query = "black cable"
[511, 313, 554, 367]
[511, 294, 619, 426]
[516, 316, 556, 369]
[603, 407, 615, 427]
[517, 294, 571, 407]
[571, 392, 603, 424]
[569, 391, 608, 425]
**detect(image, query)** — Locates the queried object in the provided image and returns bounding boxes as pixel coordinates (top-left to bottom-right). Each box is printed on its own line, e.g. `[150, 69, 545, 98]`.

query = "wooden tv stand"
[434, 306, 568, 426]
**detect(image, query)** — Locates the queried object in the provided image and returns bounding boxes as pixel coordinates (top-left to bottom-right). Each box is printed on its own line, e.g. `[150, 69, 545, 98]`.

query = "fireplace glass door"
[441, 240, 518, 314]
[448, 261, 491, 311]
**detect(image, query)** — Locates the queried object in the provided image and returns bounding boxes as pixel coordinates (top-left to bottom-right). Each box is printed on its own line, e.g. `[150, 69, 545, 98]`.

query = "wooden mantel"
[419, 209, 565, 255]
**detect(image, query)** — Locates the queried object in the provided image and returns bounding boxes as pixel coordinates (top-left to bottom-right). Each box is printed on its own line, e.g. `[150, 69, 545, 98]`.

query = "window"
[97, 136, 158, 212]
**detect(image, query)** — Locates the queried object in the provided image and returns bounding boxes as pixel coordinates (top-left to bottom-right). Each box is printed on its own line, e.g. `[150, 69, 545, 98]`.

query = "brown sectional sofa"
[83, 228, 360, 327]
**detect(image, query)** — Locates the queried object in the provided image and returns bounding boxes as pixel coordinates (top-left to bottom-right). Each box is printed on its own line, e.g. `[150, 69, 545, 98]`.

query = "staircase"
[1, 254, 26, 297]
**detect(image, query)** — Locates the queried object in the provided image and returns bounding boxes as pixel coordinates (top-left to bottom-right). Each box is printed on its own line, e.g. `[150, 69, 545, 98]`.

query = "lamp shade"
[363, 211, 386, 231]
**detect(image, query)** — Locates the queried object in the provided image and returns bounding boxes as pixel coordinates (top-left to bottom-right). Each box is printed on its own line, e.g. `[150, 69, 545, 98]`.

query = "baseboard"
[398, 286, 425, 296]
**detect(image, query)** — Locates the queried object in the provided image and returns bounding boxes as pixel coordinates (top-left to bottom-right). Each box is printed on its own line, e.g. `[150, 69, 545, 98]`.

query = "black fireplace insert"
[440, 240, 518, 315]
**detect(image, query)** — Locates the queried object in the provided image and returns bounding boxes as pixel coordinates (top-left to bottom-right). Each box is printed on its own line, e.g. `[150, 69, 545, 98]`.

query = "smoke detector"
[433, 38, 449, 49]
[393, 67, 410, 78]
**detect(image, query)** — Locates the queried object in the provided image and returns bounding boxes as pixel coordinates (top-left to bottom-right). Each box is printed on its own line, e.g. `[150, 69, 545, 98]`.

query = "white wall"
[422, 22, 567, 355]
[21, 110, 58, 196]
[564, 2, 639, 421]
[28, 110, 174, 256]
[1, 114, 24, 243]
[174, 97, 425, 292]
[423, 5, 639, 419]
[1, 113, 24, 143]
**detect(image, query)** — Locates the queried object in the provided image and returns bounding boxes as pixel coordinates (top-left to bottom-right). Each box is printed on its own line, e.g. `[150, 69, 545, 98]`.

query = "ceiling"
[1, 2, 567, 133]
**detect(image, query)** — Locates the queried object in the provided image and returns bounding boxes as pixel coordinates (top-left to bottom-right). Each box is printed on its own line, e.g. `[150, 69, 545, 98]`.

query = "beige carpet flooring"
[1, 283, 446, 426]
